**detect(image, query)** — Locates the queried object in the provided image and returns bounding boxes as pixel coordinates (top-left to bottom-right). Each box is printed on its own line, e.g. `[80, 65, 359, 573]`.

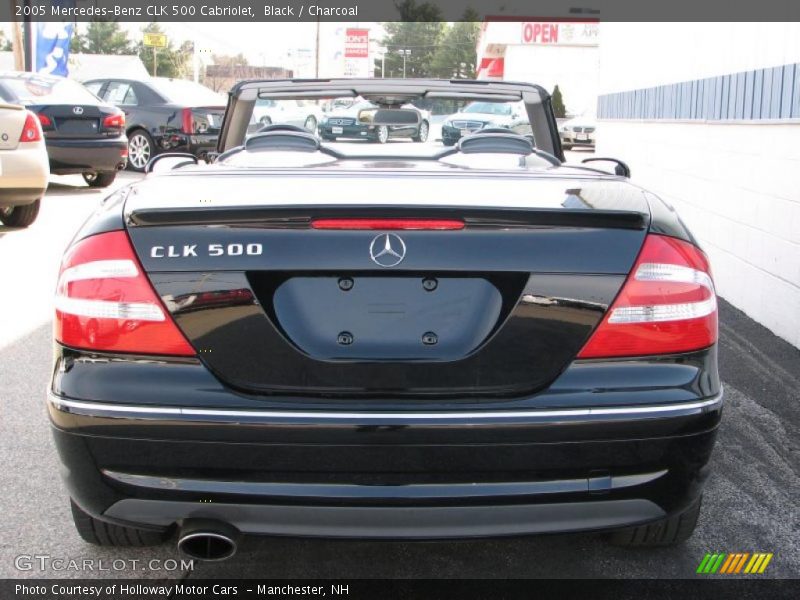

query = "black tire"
[374, 125, 389, 144]
[413, 120, 429, 143]
[0, 199, 40, 228]
[127, 129, 154, 172]
[442, 138, 456, 147]
[70, 500, 169, 547]
[609, 496, 702, 547]
[562, 143, 573, 150]
[83, 171, 117, 188]
[321, 135, 335, 142]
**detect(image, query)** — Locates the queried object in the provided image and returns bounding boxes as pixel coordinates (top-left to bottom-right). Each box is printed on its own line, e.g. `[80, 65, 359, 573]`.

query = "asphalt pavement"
[0, 145, 797, 581]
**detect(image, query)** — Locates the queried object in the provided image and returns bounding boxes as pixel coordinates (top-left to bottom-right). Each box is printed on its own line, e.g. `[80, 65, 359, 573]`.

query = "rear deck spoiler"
[127, 204, 646, 230]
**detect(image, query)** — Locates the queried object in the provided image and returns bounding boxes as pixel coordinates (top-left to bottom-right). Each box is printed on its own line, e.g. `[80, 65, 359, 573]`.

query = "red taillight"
[54, 231, 195, 356]
[102, 111, 125, 129]
[311, 219, 465, 230]
[36, 113, 52, 129]
[577, 234, 717, 358]
[20, 112, 43, 142]
[181, 108, 194, 134]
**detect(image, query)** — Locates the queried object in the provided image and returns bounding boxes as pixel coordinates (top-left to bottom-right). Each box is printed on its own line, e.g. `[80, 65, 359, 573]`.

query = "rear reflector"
[181, 108, 194, 135]
[311, 219, 465, 230]
[55, 231, 195, 356]
[577, 234, 717, 358]
[20, 112, 43, 142]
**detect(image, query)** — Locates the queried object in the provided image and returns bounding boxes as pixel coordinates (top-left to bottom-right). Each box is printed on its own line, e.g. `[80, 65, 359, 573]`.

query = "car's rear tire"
[608, 496, 702, 547]
[562, 143, 573, 151]
[442, 138, 456, 147]
[127, 129, 154, 172]
[304, 115, 318, 132]
[70, 500, 169, 547]
[413, 120, 429, 143]
[0, 199, 41, 228]
[83, 171, 117, 188]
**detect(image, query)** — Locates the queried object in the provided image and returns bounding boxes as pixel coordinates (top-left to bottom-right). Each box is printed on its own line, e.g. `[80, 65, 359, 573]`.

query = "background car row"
[0, 70, 598, 230]
[84, 76, 227, 170]
[0, 71, 127, 186]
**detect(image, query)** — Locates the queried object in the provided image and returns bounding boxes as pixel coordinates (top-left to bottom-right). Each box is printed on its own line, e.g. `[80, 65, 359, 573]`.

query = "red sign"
[344, 28, 369, 58]
[522, 22, 559, 44]
[520, 22, 599, 46]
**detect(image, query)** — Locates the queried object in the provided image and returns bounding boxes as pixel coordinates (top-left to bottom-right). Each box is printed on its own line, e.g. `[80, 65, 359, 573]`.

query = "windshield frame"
[219, 78, 563, 160]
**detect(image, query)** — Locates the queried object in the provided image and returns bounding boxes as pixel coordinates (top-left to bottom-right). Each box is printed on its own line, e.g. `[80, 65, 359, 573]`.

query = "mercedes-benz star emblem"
[72, 106, 84, 115]
[369, 233, 406, 267]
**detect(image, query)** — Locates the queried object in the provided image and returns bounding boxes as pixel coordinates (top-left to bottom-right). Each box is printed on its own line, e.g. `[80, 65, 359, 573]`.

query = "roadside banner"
[33, 1, 75, 76]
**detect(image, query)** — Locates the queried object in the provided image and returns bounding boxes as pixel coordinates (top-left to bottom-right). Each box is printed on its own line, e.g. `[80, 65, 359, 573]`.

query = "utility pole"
[11, 5, 24, 71]
[22, 0, 32, 71]
[193, 40, 199, 83]
[314, 19, 320, 78]
[398, 49, 411, 78]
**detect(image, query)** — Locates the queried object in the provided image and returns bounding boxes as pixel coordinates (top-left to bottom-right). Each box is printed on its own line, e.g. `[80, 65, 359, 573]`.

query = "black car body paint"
[49, 80, 721, 545]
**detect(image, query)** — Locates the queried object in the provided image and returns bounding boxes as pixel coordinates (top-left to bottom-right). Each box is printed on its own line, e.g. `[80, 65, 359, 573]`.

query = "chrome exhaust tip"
[177, 519, 240, 562]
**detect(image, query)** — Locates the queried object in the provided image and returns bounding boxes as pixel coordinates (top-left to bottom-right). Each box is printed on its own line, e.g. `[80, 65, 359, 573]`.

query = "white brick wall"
[596, 120, 800, 347]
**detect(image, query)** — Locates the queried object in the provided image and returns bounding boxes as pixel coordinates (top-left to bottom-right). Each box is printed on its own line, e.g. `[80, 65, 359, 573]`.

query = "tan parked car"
[0, 102, 49, 227]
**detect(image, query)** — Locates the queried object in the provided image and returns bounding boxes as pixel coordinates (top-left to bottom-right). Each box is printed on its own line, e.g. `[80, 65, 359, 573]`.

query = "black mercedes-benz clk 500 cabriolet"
[49, 79, 721, 561]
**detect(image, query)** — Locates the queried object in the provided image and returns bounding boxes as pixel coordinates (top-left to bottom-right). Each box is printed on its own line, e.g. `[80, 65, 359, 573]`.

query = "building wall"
[505, 44, 599, 115]
[596, 23, 800, 348]
[477, 21, 599, 115]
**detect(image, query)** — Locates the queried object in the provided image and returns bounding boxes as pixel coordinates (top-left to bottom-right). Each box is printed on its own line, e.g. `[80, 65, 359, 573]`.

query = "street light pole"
[398, 49, 411, 78]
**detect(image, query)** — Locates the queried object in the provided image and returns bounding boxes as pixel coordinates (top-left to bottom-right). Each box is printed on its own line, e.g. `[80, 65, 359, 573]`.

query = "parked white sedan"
[0, 103, 49, 227]
[252, 99, 323, 132]
[559, 113, 597, 150]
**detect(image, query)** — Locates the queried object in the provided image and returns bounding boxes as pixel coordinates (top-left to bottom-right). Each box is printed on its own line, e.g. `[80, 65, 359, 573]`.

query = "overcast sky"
[1, 21, 384, 68]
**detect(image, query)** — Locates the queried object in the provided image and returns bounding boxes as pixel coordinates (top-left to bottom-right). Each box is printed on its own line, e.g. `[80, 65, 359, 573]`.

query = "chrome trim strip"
[48, 392, 723, 423]
[101, 468, 668, 498]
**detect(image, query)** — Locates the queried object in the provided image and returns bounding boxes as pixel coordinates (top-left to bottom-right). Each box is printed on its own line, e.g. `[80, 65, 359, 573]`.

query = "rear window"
[0, 75, 100, 105]
[149, 78, 226, 106]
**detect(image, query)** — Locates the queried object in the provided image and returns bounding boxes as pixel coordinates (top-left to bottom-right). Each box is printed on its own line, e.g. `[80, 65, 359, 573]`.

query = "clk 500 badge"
[150, 243, 263, 258]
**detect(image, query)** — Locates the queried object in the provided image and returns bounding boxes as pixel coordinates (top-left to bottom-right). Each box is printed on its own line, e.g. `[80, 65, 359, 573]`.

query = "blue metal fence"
[598, 63, 800, 120]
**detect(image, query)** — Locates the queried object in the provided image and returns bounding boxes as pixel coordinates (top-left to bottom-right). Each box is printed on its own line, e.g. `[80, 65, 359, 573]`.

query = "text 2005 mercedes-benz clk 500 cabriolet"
[49, 79, 721, 561]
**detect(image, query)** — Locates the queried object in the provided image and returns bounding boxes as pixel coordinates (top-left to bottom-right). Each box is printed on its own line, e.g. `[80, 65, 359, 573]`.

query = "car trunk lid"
[183, 106, 226, 135]
[125, 170, 649, 398]
[29, 103, 120, 139]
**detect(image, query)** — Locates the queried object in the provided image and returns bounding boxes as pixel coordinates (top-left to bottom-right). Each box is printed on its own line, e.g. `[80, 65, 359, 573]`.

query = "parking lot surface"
[1, 143, 797, 580]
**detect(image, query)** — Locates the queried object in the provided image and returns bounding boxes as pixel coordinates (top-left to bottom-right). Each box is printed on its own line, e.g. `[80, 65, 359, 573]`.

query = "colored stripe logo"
[697, 553, 773, 574]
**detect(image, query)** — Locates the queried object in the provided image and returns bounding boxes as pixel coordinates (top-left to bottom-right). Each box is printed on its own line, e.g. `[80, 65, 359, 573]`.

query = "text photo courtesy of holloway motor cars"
[0, 1, 798, 598]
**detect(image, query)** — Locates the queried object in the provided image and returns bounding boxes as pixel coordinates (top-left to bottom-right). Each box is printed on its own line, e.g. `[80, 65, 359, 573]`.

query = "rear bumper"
[559, 133, 596, 146]
[49, 388, 722, 538]
[103, 497, 666, 539]
[0, 144, 49, 205]
[46, 137, 127, 174]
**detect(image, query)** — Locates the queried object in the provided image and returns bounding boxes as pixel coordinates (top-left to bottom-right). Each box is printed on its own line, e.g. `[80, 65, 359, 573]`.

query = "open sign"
[522, 23, 559, 44]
